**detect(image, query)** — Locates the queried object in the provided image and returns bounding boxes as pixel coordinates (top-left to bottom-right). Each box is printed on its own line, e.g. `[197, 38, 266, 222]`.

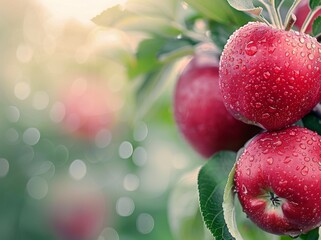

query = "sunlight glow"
[37, 0, 128, 21]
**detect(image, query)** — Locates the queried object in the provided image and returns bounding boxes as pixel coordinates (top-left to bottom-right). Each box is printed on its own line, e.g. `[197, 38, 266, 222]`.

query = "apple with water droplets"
[174, 53, 260, 158]
[235, 126, 321, 236]
[219, 22, 321, 131]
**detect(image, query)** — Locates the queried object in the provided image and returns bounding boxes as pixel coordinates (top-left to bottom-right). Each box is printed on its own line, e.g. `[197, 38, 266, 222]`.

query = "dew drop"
[306, 42, 312, 49]
[263, 72, 271, 79]
[301, 166, 309, 176]
[245, 41, 258, 56]
[255, 102, 262, 109]
[273, 140, 282, 146]
[285, 62, 290, 68]
[246, 168, 251, 176]
[242, 184, 248, 194]
[308, 53, 314, 60]
[283, 157, 291, 164]
[267, 157, 274, 165]
[262, 113, 270, 119]
[300, 37, 305, 43]
[300, 143, 307, 150]
[268, 45, 276, 53]
[274, 66, 281, 73]
[249, 69, 256, 75]
[289, 131, 296, 136]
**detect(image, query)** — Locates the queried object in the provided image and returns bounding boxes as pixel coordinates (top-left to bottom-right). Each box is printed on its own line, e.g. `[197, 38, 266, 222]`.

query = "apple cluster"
[218, 13, 321, 238]
[173, 0, 321, 237]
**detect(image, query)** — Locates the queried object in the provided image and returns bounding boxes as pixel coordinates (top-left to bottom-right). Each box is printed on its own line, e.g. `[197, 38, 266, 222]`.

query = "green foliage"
[312, 16, 321, 37]
[310, 0, 321, 10]
[185, 0, 251, 25]
[198, 151, 236, 240]
[302, 113, 321, 135]
[226, 0, 263, 17]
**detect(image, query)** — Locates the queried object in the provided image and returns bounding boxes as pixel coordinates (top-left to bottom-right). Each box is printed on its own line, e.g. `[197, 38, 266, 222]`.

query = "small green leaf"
[299, 227, 319, 240]
[312, 16, 321, 36]
[92, 5, 182, 38]
[134, 63, 178, 120]
[185, 0, 251, 25]
[198, 151, 237, 240]
[310, 0, 321, 10]
[128, 38, 166, 79]
[302, 113, 321, 135]
[223, 163, 244, 240]
[227, 0, 263, 17]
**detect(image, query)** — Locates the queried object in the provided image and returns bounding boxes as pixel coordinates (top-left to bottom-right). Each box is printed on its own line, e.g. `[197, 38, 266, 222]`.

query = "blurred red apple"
[61, 76, 119, 139]
[174, 53, 260, 158]
[49, 180, 106, 240]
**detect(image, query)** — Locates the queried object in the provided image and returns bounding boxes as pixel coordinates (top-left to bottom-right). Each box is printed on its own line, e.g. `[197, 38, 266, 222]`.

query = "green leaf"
[312, 16, 321, 36]
[209, 21, 240, 51]
[134, 63, 178, 120]
[185, 0, 251, 25]
[198, 151, 237, 240]
[168, 168, 212, 240]
[223, 163, 244, 240]
[128, 38, 166, 79]
[302, 113, 321, 135]
[227, 0, 263, 17]
[310, 0, 321, 10]
[299, 227, 319, 240]
[92, 5, 182, 38]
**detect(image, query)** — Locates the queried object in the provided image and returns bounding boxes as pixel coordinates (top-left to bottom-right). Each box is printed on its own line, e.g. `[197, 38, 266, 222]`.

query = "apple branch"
[301, 6, 321, 33]
[284, 0, 302, 30]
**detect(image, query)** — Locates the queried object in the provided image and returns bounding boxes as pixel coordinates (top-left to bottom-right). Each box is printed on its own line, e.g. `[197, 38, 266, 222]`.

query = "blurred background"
[0, 0, 211, 239]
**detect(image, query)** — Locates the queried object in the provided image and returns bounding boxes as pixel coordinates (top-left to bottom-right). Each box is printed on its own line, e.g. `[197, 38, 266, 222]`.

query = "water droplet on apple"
[263, 71, 271, 79]
[308, 53, 314, 60]
[267, 157, 274, 165]
[273, 140, 282, 146]
[242, 184, 248, 194]
[300, 143, 307, 150]
[249, 69, 256, 75]
[283, 157, 291, 164]
[246, 168, 251, 176]
[301, 166, 309, 176]
[255, 102, 262, 109]
[274, 66, 281, 73]
[245, 41, 258, 56]
[300, 37, 305, 43]
[262, 113, 270, 119]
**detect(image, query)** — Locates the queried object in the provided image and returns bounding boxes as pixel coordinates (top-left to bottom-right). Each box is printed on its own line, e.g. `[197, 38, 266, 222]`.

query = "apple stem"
[301, 6, 321, 33]
[285, 14, 297, 31]
[284, 0, 302, 31]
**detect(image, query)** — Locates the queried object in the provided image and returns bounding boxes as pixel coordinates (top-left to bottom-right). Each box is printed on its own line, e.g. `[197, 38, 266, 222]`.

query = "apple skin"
[235, 126, 321, 236]
[174, 54, 260, 158]
[294, 0, 321, 33]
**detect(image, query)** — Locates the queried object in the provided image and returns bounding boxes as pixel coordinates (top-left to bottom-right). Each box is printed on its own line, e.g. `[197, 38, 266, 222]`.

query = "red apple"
[235, 126, 321, 236]
[219, 22, 321, 131]
[49, 180, 106, 240]
[61, 77, 117, 139]
[294, 0, 321, 33]
[174, 53, 260, 158]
